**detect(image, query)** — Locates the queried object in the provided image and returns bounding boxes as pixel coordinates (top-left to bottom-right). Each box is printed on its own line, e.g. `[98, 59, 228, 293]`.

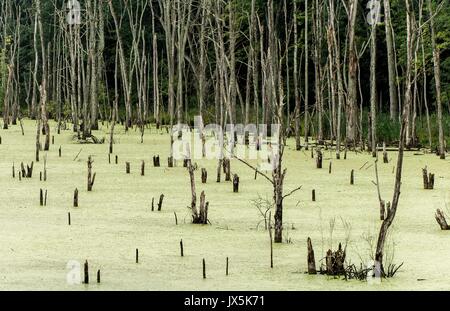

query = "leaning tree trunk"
[375, 0, 414, 273]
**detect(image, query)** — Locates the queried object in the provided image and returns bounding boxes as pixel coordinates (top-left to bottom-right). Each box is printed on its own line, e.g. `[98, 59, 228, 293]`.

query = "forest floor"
[0, 120, 449, 290]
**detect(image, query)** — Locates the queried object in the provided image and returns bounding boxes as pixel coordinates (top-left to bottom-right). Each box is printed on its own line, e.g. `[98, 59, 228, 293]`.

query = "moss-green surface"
[0, 120, 449, 290]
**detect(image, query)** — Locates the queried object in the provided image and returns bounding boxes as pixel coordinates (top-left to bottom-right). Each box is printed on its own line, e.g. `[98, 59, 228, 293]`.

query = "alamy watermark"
[366, 0, 382, 26]
[66, 0, 81, 25]
[170, 117, 280, 172]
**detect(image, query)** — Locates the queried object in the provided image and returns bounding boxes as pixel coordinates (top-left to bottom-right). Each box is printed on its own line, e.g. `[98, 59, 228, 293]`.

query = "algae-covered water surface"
[0, 121, 449, 290]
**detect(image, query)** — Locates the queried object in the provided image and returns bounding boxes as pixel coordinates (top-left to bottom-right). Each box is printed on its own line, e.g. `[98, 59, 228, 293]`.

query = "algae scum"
[0, 120, 449, 290]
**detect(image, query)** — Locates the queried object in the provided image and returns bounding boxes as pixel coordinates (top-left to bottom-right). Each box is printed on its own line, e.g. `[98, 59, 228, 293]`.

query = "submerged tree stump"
[312, 189, 316, 202]
[323, 243, 346, 276]
[97, 270, 101, 284]
[435, 209, 450, 230]
[422, 167, 435, 190]
[383, 142, 388, 163]
[141, 161, 145, 176]
[180, 239, 184, 257]
[126, 162, 130, 174]
[189, 163, 209, 224]
[223, 158, 231, 181]
[87, 156, 96, 191]
[40, 189, 44, 206]
[201, 168, 207, 183]
[233, 174, 239, 193]
[307, 237, 317, 274]
[84, 260, 89, 284]
[316, 149, 323, 169]
[21, 162, 34, 178]
[153, 155, 160, 167]
[74, 189, 79, 207]
[157, 194, 164, 211]
[203, 258, 206, 279]
[350, 170, 354, 185]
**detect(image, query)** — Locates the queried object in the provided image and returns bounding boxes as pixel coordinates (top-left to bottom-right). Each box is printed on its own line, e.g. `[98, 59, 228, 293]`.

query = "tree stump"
[59, 146, 62, 157]
[22, 162, 33, 178]
[40, 189, 44, 206]
[350, 169, 354, 185]
[223, 158, 231, 181]
[157, 194, 164, 211]
[153, 155, 160, 167]
[226, 257, 229, 276]
[329, 162, 332, 174]
[435, 209, 450, 230]
[383, 142, 388, 163]
[201, 168, 207, 183]
[422, 167, 435, 189]
[151, 197, 155, 211]
[74, 188, 79, 207]
[126, 162, 130, 174]
[312, 189, 316, 202]
[12, 163, 15, 178]
[136, 248, 139, 263]
[323, 243, 346, 276]
[87, 156, 96, 191]
[97, 270, 101, 284]
[180, 239, 184, 257]
[115, 155, 118, 164]
[233, 174, 239, 193]
[316, 149, 323, 169]
[203, 258, 206, 279]
[68, 212, 71, 226]
[307, 237, 317, 274]
[141, 161, 145, 176]
[84, 260, 89, 284]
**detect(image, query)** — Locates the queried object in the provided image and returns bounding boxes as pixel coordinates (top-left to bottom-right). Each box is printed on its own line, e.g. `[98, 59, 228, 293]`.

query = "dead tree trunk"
[307, 237, 317, 274]
[87, 156, 96, 191]
[374, 0, 414, 274]
[435, 209, 450, 230]
[422, 167, 435, 190]
[188, 163, 208, 224]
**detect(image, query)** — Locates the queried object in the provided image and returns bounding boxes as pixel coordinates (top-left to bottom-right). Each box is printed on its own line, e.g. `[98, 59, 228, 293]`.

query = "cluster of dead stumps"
[305, 238, 403, 281]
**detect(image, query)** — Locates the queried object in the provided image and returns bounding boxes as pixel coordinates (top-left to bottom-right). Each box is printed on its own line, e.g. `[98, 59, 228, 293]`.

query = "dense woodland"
[0, 0, 449, 148]
[1, 0, 450, 275]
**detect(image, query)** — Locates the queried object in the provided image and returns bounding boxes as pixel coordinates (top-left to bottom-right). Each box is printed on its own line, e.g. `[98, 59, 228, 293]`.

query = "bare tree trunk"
[375, 0, 414, 272]
[384, 0, 398, 121]
[370, 18, 377, 157]
[346, 0, 358, 145]
[427, 0, 445, 159]
[36, 0, 50, 151]
[294, 0, 301, 150]
[304, 0, 310, 148]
